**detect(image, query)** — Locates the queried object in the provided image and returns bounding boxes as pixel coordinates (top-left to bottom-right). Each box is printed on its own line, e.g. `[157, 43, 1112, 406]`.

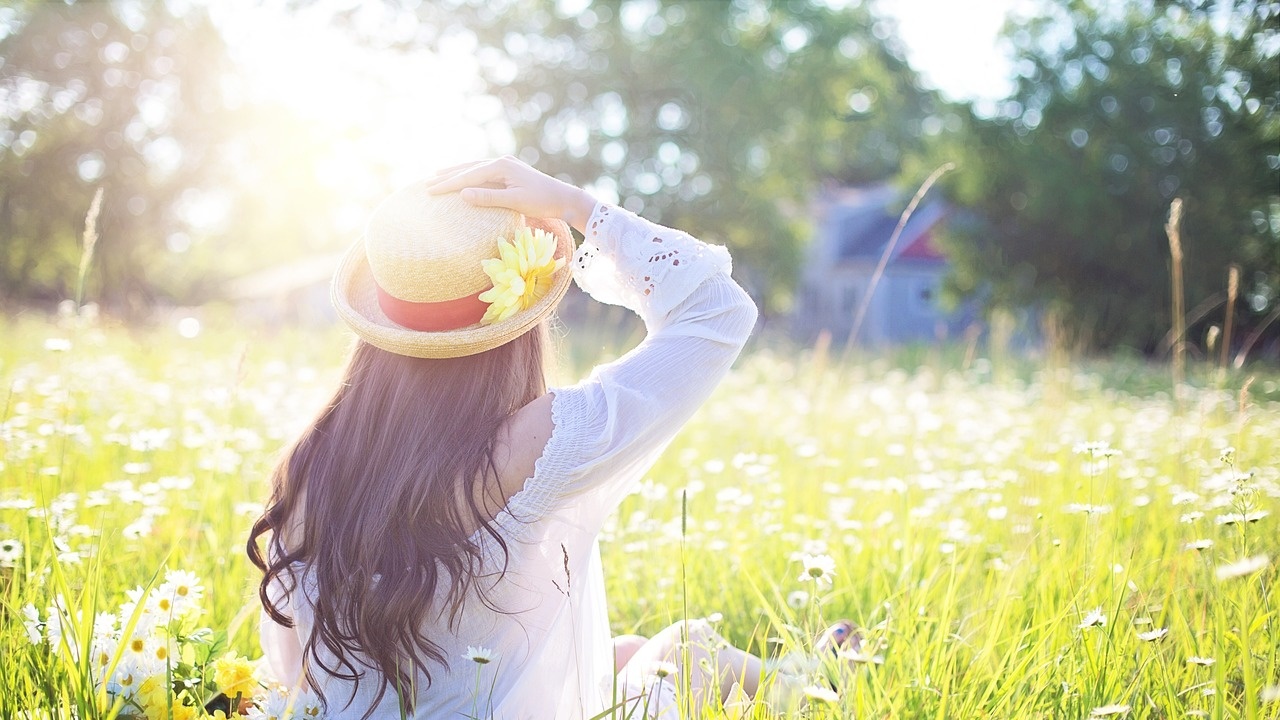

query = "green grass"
[1, 312, 1277, 719]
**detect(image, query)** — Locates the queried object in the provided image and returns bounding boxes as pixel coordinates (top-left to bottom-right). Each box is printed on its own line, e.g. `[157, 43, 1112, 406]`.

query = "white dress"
[260, 202, 759, 718]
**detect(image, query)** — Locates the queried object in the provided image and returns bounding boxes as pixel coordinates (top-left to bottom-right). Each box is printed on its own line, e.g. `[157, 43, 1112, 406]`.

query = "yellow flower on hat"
[479, 227, 564, 325]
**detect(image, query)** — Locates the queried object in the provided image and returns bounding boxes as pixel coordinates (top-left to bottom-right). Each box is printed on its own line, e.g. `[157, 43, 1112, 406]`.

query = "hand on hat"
[425, 156, 597, 234]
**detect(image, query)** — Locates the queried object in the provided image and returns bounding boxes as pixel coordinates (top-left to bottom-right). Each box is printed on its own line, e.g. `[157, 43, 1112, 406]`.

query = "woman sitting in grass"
[247, 157, 851, 718]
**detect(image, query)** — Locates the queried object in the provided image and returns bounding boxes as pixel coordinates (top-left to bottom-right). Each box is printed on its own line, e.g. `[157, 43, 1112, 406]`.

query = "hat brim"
[331, 215, 575, 359]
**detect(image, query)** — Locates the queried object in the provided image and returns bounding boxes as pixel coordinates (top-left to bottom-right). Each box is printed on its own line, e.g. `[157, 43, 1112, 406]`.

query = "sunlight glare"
[211, 3, 500, 212]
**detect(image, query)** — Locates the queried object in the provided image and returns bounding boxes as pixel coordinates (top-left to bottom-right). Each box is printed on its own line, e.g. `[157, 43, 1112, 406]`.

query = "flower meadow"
[19, 568, 322, 719]
[1, 314, 1277, 719]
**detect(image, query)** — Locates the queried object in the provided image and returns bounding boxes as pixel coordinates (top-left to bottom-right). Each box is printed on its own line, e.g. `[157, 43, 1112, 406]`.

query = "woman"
[248, 157, 823, 718]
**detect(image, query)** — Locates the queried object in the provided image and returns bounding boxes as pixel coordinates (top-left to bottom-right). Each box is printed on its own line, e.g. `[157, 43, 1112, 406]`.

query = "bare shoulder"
[485, 392, 555, 512]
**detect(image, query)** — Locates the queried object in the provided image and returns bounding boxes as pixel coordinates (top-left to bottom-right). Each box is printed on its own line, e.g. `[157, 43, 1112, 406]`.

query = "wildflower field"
[2, 313, 1277, 719]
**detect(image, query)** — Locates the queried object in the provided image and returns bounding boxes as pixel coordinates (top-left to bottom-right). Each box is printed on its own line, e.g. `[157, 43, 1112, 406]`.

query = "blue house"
[795, 183, 974, 345]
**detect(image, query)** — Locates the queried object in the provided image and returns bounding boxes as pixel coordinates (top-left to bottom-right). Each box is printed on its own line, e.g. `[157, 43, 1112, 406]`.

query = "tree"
[929, 0, 1279, 353]
[0, 0, 245, 312]
[419, 0, 944, 307]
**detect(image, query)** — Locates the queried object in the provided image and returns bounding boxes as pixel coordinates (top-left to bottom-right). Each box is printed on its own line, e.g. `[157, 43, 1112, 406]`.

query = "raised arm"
[545, 202, 758, 512]
[427, 158, 757, 519]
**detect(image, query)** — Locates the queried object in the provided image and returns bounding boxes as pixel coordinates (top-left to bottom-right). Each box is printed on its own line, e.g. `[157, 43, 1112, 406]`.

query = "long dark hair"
[247, 325, 548, 715]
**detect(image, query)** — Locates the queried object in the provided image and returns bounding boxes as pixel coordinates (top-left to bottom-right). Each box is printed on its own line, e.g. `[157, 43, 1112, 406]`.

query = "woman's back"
[253, 159, 757, 718]
[283, 518, 604, 716]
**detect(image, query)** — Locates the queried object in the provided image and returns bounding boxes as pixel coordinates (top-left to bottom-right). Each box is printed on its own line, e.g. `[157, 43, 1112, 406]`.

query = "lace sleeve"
[494, 385, 592, 529]
[499, 205, 756, 526]
[574, 203, 733, 326]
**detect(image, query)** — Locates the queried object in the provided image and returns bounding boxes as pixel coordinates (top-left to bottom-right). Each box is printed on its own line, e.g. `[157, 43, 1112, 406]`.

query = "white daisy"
[246, 686, 292, 720]
[43, 599, 78, 656]
[462, 645, 495, 665]
[50, 536, 80, 565]
[648, 661, 678, 679]
[89, 634, 120, 679]
[1214, 554, 1269, 581]
[1078, 607, 1107, 629]
[803, 684, 839, 703]
[1216, 510, 1269, 526]
[104, 655, 152, 701]
[157, 570, 204, 617]
[92, 611, 117, 645]
[119, 586, 160, 637]
[798, 553, 837, 587]
[21, 604, 42, 645]
[0, 538, 22, 567]
[247, 684, 324, 719]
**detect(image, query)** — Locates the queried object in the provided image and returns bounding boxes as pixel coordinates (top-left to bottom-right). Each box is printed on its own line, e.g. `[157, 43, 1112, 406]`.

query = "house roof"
[825, 183, 950, 264]
[898, 227, 945, 260]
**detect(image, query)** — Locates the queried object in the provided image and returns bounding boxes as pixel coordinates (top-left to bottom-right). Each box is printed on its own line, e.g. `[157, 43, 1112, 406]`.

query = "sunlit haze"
[212, 0, 1022, 215]
[874, 0, 1023, 102]
[208, 2, 503, 237]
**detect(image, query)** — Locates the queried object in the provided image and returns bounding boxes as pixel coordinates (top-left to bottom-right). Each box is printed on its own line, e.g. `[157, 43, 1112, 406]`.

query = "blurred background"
[0, 0, 1276, 359]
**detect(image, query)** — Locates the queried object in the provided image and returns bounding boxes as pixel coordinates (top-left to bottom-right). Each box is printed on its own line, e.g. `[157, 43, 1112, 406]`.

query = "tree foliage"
[5, 0, 1274, 356]
[435, 0, 943, 306]
[0, 0, 241, 311]
[931, 0, 1280, 352]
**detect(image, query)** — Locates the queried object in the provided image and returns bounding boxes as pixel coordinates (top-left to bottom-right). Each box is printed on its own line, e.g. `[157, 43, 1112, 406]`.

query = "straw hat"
[331, 180, 574, 359]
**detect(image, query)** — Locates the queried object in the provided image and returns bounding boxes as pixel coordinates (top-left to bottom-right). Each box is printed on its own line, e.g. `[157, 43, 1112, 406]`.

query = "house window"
[911, 279, 937, 317]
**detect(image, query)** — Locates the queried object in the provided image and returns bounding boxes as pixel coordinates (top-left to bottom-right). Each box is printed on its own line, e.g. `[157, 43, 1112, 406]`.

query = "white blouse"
[260, 202, 759, 718]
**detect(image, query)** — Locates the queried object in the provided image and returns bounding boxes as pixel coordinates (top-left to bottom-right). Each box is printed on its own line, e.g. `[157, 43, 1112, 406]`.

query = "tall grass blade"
[845, 162, 955, 353]
[1165, 197, 1185, 400]
[75, 187, 104, 310]
[1222, 264, 1239, 370]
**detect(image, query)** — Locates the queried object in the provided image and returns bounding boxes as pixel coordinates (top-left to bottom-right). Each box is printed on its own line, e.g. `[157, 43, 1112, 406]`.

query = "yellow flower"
[137, 675, 169, 716]
[135, 676, 198, 720]
[213, 651, 257, 700]
[478, 227, 563, 325]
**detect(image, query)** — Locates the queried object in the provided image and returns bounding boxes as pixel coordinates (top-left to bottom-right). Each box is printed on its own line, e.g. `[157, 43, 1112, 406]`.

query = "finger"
[424, 171, 486, 194]
[458, 186, 520, 209]
[425, 161, 509, 195]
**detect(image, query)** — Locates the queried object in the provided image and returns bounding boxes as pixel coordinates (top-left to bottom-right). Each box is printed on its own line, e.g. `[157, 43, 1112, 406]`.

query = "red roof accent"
[898, 226, 946, 261]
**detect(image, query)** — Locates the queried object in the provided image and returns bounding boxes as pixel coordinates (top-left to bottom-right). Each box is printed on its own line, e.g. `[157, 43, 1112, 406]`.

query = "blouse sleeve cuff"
[572, 203, 732, 325]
